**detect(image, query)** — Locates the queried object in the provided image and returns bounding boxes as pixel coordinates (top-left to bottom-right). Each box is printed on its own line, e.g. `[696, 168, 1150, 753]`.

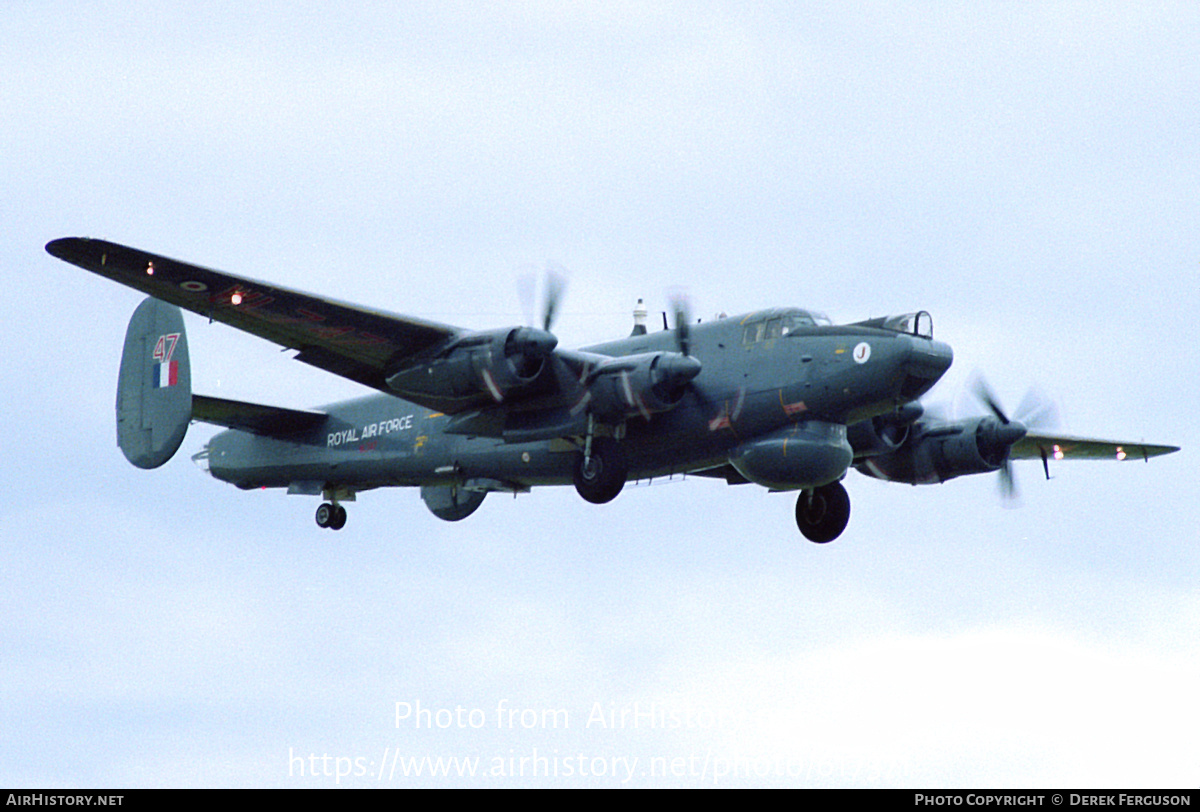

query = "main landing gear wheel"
[573, 437, 628, 504]
[315, 502, 347, 530]
[795, 481, 850, 544]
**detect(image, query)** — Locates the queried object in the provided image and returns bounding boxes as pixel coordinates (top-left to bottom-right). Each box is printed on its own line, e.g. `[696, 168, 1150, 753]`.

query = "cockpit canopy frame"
[854, 311, 934, 339]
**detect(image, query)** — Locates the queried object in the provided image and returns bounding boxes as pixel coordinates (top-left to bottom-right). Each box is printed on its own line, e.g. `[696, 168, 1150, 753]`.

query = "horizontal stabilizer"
[192, 394, 327, 437]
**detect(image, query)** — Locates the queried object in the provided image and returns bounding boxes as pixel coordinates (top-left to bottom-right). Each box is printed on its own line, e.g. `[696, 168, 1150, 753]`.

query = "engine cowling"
[855, 416, 1024, 484]
[847, 403, 923, 457]
[729, 421, 853, 491]
[386, 327, 556, 406]
[585, 352, 701, 420]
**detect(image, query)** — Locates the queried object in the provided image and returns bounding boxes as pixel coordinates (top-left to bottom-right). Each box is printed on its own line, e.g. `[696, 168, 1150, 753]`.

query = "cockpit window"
[784, 314, 815, 332]
[882, 311, 933, 339]
[915, 311, 932, 338]
[743, 310, 831, 344]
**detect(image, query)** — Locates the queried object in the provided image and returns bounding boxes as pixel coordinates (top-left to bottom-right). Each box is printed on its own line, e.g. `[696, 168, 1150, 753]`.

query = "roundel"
[853, 342, 871, 364]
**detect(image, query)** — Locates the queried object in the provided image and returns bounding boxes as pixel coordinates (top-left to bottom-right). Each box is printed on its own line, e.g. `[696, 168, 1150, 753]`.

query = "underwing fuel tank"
[116, 297, 192, 468]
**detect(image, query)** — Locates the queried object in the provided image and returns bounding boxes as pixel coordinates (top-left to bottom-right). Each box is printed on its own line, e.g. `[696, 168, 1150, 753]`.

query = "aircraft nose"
[894, 336, 952, 400]
[904, 337, 953, 381]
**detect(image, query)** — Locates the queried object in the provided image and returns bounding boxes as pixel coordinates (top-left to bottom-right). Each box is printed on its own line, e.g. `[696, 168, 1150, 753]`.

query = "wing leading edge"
[46, 237, 462, 394]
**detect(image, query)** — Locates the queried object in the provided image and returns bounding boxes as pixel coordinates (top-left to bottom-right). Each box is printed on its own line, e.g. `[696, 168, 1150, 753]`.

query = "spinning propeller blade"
[969, 375, 1060, 503]
[669, 291, 692, 358]
[516, 262, 568, 333]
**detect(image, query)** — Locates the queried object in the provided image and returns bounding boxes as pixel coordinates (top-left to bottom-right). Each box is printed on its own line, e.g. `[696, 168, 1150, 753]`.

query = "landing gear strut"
[315, 502, 347, 530]
[795, 481, 850, 543]
[573, 436, 628, 504]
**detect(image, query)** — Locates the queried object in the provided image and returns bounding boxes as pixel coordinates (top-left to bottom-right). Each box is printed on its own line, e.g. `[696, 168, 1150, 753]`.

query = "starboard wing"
[47, 238, 462, 394]
[1011, 432, 1179, 462]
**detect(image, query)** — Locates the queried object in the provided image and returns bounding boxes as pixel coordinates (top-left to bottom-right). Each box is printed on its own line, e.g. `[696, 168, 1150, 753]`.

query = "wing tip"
[46, 236, 106, 263]
[45, 236, 78, 258]
[1130, 442, 1181, 459]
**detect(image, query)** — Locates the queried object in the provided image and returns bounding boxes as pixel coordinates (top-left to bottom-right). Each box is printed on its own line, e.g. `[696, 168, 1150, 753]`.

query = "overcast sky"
[3, 2, 1197, 787]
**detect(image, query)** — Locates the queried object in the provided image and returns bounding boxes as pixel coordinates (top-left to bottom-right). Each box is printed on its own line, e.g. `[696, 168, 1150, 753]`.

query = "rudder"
[117, 297, 191, 468]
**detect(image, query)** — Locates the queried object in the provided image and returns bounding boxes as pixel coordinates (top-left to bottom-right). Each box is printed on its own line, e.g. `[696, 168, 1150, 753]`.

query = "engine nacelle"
[729, 421, 853, 491]
[855, 416, 1021, 484]
[586, 352, 701, 420]
[847, 402, 923, 457]
[386, 327, 556, 406]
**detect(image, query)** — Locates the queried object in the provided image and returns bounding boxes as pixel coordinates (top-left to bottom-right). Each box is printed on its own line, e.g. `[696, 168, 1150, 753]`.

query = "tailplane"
[117, 297, 191, 468]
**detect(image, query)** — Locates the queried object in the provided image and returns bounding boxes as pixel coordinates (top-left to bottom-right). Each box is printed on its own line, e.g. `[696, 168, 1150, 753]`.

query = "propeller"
[668, 290, 693, 357]
[516, 262, 568, 333]
[1014, 386, 1060, 431]
[510, 263, 568, 379]
[540, 265, 567, 332]
[969, 375, 1060, 502]
[663, 289, 728, 421]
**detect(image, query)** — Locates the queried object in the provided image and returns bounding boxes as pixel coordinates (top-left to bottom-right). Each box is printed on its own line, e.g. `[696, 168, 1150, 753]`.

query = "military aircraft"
[46, 237, 1179, 542]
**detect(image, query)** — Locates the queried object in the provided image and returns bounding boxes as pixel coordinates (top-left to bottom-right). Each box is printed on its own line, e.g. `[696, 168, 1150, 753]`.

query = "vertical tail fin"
[117, 297, 191, 468]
